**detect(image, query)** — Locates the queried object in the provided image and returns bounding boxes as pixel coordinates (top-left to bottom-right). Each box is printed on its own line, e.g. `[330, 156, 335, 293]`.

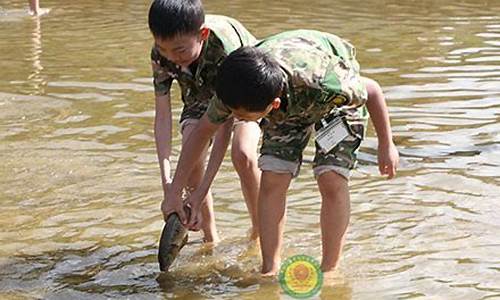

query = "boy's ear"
[200, 27, 210, 41]
[271, 98, 281, 109]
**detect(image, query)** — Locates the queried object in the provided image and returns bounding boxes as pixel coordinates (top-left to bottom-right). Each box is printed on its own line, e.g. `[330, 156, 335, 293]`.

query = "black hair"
[148, 0, 205, 39]
[216, 46, 284, 112]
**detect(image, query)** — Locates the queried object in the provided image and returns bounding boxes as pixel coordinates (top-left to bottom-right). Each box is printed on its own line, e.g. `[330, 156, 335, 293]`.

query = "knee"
[362, 77, 383, 99]
[317, 171, 349, 198]
[231, 146, 257, 171]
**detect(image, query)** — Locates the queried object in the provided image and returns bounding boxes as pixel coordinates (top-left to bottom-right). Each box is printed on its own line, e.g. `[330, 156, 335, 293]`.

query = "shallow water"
[1, 0, 499, 299]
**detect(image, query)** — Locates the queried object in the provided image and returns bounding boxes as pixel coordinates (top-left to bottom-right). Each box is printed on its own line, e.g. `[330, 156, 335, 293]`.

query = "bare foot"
[236, 238, 260, 262]
[322, 269, 346, 286]
[202, 237, 220, 247]
[245, 228, 260, 248]
[202, 231, 220, 245]
[260, 270, 279, 277]
[259, 271, 279, 284]
[195, 241, 216, 257]
[247, 237, 260, 252]
[247, 227, 259, 241]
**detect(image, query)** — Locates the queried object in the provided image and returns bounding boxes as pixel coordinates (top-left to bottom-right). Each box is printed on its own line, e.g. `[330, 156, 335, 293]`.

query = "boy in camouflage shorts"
[148, 0, 261, 242]
[166, 30, 399, 275]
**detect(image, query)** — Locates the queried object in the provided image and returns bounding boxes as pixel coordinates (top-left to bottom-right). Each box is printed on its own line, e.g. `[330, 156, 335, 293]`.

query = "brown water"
[1, 0, 499, 299]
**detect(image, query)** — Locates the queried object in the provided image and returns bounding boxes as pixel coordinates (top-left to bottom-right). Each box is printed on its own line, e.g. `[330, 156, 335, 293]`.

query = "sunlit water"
[1, 0, 499, 299]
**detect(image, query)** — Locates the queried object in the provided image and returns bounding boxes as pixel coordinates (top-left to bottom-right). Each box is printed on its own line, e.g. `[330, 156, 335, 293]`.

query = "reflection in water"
[28, 15, 44, 94]
[0, 0, 499, 299]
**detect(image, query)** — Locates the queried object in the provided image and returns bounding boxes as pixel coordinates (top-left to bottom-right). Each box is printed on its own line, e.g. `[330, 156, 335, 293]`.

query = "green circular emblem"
[279, 254, 323, 298]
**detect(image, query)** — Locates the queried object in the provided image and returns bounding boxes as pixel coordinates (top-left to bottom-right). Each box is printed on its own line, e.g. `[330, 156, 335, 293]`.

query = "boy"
[165, 29, 399, 275]
[28, 0, 49, 15]
[148, 0, 261, 242]
[28, 0, 39, 15]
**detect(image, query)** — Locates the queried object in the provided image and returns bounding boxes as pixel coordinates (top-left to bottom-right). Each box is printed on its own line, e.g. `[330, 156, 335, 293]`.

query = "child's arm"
[186, 118, 234, 228]
[154, 92, 173, 192]
[362, 77, 399, 178]
[163, 114, 221, 223]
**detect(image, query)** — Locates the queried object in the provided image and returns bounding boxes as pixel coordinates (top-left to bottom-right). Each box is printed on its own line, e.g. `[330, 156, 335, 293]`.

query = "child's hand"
[161, 186, 188, 224]
[185, 189, 206, 230]
[377, 141, 399, 179]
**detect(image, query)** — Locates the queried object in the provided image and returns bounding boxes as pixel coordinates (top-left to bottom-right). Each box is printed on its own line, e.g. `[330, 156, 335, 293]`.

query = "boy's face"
[230, 98, 281, 121]
[155, 28, 209, 68]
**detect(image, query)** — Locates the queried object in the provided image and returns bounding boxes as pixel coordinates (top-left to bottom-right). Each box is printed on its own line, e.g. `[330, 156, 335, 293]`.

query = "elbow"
[363, 77, 383, 101]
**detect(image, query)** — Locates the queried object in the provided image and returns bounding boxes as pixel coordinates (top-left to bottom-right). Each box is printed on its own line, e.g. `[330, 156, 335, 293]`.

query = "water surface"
[0, 0, 499, 299]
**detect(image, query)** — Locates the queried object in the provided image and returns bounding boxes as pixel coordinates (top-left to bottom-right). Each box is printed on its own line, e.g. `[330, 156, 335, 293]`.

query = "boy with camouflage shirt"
[166, 29, 399, 274]
[148, 0, 261, 242]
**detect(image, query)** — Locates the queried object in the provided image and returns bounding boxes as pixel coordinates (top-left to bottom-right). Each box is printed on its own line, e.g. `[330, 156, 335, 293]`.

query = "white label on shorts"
[315, 118, 350, 153]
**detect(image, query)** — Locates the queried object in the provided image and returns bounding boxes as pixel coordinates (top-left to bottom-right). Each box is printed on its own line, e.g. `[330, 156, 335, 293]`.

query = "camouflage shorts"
[259, 107, 368, 179]
[233, 117, 260, 130]
[179, 100, 209, 124]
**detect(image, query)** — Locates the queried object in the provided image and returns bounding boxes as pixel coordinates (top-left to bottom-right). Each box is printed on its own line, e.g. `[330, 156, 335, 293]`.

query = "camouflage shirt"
[206, 29, 368, 126]
[151, 15, 256, 122]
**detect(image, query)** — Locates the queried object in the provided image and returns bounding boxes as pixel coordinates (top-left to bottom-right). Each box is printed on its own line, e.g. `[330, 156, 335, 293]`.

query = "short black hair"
[148, 0, 205, 39]
[216, 46, 284, 112]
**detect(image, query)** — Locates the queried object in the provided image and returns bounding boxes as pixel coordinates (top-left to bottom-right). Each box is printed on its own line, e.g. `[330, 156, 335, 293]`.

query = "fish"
[158, 208, 190, 272]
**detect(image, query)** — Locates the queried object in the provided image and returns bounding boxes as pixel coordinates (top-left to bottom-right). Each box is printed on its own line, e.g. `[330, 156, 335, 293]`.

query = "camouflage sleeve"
[322, 39, 367, 108]
[206, 96, 232, 124]
[225, 17, 257, 47]
[151, 47, 174, 97]
[205, 15, 257, 55]
[322, 60, 367, 108]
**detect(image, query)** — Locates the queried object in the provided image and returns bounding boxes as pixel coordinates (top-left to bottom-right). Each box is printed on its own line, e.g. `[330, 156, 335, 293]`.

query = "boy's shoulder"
[258, 30, 355, 64]
[260, 30, 366, 108]
[205, 14, 256, 54]
[257, 30, 345, 91]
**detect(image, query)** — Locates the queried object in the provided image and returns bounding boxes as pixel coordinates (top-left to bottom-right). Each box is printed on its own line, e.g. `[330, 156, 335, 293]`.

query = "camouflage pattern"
[312, 106, 368, 172]
[206, 30, 369, 170]
[151, 15, 256, 123]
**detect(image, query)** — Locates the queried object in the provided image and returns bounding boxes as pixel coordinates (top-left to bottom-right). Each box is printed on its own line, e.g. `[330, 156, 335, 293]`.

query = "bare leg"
[199, 189, 218, 243]
[231, 121, 261, 240]
[258, 171, 291, 275]
[182, 123, 219, 243]
[187, 163, 218, 243]
[316, 171, 350, 272]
